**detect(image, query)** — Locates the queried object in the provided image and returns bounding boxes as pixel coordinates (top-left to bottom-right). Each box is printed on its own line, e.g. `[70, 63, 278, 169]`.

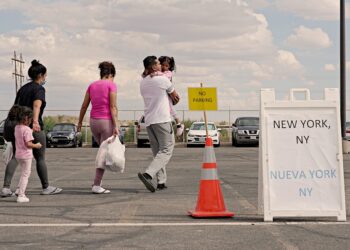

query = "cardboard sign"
[188, 87, 217, 111]
[258, 88, 346, 221]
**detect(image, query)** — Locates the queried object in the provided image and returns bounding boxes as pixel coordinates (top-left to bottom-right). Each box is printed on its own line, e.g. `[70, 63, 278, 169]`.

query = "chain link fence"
[1, 109, 349, 146]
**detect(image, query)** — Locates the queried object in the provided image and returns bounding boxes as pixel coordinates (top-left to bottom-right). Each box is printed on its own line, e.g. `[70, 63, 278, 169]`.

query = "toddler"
[14, 106, 42, 203]
[158, 56, 184, 136]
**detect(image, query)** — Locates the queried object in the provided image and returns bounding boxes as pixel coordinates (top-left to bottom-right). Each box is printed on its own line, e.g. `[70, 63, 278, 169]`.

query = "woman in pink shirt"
[78, 61, 119, 194]
[15, 107, 42, 203]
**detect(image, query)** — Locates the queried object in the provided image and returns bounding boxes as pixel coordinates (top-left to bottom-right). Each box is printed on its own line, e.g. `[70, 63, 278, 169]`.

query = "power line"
[11, 51, 25, 93]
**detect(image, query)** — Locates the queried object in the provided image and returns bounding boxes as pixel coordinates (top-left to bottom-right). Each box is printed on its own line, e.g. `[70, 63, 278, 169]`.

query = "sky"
[0, 0, 349, 120]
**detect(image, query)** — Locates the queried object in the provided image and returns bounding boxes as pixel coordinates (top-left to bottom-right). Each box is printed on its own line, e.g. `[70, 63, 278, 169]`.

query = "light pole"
[340, 0, 346, 138]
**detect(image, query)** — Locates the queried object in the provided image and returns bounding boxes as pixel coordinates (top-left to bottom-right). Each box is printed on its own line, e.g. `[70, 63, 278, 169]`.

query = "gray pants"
[145, 122, 175, 184]
[3, 131, 49, 189]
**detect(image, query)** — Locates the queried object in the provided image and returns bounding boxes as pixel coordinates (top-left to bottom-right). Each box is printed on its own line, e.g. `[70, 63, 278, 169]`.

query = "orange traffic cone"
[188, 137, 234, 218]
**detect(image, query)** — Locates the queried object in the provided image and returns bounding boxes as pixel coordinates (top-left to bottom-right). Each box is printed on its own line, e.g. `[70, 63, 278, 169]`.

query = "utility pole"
[11, 51, 25, 93]
[340, 0, 346, 138]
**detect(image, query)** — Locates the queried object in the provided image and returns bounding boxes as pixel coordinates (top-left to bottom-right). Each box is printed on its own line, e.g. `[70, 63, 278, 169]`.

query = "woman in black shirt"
[1, 60, 62, 197]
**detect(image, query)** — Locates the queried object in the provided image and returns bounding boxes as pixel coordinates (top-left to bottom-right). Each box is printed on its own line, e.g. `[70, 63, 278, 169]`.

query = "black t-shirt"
[14, 81, 46, 129]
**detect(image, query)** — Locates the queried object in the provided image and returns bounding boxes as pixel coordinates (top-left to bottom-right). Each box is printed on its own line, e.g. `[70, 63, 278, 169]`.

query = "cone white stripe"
[201, 169, 218, 180]
[203, 147, 216, 163]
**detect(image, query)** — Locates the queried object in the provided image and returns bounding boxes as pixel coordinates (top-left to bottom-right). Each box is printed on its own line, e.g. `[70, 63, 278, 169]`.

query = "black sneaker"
[138, 173, 156, 192]
[157, 184, 168, 190]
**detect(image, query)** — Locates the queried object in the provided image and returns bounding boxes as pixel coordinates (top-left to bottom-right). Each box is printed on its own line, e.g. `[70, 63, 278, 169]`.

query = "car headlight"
[68, 133, 75, 139]
[213, 133, 218, 137]
[47, 132, 51, 138]
[237, 130, 245, 135]
[187, 132, 193, 137]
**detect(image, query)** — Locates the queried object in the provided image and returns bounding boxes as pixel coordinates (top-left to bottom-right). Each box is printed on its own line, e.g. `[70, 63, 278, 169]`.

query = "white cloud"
[324, 64, 336, 71]
[246, 80, 262, 87]
[0, 0, 314, 113]
[275, 0, 350, 20]
[277, 50, 302, 70]
[286, 26, 332, 49]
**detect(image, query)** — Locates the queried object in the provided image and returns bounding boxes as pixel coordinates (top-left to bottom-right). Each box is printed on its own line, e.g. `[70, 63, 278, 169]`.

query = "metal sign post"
[200, 83, 209, 138]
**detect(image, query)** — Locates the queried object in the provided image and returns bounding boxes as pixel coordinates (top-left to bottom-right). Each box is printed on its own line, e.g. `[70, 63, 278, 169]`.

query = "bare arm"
[26, 141, 42, 149]
[109, 91, 119, 135]
[32, 100, 42, 132]
[169, 90, 180, 105]
[77, 92, 90, 132]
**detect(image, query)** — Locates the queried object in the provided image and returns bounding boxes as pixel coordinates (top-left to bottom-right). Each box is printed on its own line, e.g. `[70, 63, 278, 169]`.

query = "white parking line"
[0, 221, 348, 227]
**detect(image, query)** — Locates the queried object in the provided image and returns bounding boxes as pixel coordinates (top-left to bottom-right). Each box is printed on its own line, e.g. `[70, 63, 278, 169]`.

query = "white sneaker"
[17, 196, 30, 203]
[176, 124, 185, 137]
[41, 186, 62, 195]
[1, 187, 13, 197]
[92, 185, 110, 194]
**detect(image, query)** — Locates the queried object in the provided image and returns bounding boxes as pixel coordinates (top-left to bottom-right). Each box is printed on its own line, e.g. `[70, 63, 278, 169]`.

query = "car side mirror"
[232, 123, 236, 127]
[186, 128, 189, 131]
[134, 121, 139, 126]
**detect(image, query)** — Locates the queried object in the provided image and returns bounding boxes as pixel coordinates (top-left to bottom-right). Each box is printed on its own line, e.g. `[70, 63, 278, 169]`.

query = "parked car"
[47, 123, 82, 148]
[135, 115, 149, 147]
[232, 117, 259, 146]
[186, 121, 220, 147]
[345, 121, 350, 141]
[0, 119, 4, 146]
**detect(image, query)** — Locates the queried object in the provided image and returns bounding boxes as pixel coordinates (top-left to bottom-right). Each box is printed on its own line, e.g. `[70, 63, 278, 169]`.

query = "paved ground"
[0, 143, 349, 250]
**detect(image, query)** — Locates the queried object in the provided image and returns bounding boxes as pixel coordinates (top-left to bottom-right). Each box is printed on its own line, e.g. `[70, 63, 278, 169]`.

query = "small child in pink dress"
[158, 56, 184, 136]
[14, 107, 42, 203]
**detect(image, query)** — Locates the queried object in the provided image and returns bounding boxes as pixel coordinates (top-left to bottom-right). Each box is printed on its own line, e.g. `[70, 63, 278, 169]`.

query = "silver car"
[232, 117, 259, 146]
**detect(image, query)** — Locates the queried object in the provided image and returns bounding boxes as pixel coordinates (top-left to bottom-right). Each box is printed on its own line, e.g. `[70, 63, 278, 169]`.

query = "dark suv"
[232, 117, 259, 146]
[47, 123, 82, 148]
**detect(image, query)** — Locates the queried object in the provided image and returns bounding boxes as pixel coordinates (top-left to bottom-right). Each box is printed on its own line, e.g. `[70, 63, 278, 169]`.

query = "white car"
[186, 122, 220, 147]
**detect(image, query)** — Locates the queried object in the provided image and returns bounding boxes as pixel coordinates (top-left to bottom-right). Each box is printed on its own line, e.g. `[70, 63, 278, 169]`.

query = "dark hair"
[159, 56, 176, 71]
[142, 56, 158, 77]
[7, 105, 23, 121]
[17, 106, 33, 123]
[99, 61, 116, 79]
[28, 60, 47, 80]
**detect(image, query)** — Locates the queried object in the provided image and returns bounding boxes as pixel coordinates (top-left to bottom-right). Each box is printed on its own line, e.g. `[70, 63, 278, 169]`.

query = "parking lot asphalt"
[0, 143, 349, 250]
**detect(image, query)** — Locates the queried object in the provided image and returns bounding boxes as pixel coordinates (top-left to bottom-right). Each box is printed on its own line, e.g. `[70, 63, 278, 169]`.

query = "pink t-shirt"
[87, 80, 117, 119]
[15, 125, 34, 160]
[162, 71, 173, 81]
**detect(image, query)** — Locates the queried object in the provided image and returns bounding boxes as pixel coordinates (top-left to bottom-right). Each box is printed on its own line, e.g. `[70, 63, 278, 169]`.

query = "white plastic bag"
[95, 136, 125, 173]
[2, 141, 13, 166]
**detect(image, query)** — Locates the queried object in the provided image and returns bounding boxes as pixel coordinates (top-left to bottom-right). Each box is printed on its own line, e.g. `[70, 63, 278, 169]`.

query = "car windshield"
[237, 118, 259, 126]
[191, 123, 216, 130]
[52, 124, 75, 132]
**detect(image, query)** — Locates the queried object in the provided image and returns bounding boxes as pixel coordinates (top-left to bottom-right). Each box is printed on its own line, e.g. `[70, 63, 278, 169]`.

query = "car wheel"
[186, 144, 192, 148]
[79, 140, 83, 147]
[137, 139, 143, 148]
[214, 142, 220, 147]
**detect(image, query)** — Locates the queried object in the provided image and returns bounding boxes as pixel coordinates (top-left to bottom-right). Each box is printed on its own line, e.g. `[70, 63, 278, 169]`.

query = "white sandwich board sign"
[258, 88, 346, 222]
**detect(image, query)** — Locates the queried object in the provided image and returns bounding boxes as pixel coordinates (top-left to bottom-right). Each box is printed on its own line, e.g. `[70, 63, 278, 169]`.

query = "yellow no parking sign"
[188, 87, 217, 111]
